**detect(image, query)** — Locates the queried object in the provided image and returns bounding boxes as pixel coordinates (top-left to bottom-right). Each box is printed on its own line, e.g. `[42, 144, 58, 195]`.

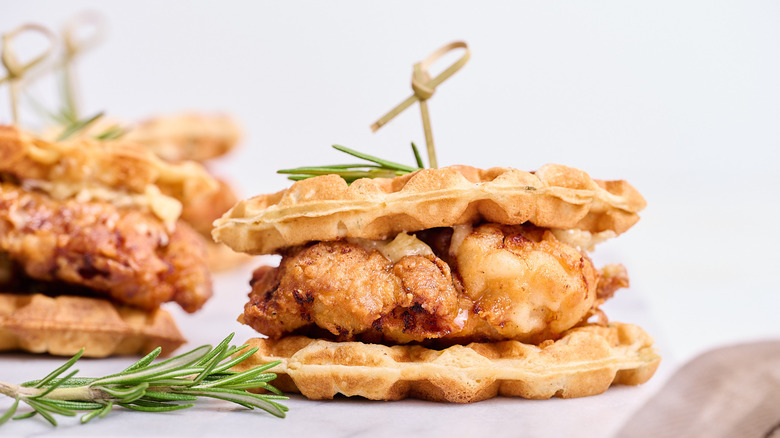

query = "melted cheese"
[551, 228, 616, 252]
[449, 224, 473, 256]
[349, 232, 433, 263]
[23, 180, 182, 230]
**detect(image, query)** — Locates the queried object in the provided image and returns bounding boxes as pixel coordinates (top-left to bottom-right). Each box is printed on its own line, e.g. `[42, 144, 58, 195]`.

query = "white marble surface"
[2, 1, 780, 436]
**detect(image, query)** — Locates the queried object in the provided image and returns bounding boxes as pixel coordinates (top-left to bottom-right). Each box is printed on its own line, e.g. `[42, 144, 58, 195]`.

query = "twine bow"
[0, 24, 56, 124]
[371, 41, 470, 168]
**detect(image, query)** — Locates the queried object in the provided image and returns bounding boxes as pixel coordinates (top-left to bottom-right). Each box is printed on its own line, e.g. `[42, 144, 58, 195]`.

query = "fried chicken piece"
[596, 263, 629, 302]
[241, 241, 463, 343]
[582, 263, 630, 325]
[180, 178, 239, 237]
[453, 224, 598, 343]
[242, 223, 612, 345]
[0, 183, 211, 312]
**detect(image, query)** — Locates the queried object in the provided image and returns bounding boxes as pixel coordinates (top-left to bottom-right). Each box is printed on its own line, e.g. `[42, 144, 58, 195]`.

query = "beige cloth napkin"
[617, 341, 780, 438]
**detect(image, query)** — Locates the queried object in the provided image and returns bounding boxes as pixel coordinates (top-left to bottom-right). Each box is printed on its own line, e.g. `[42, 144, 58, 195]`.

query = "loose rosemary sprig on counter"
[277, 143, 424, 183]
[0, 333, 287, 426]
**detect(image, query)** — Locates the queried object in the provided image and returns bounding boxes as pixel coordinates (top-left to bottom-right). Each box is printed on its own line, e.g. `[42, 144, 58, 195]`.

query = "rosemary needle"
[278, 143, 424, 183]
[0, 333, 287, 426]
[56, 111, 104, 141]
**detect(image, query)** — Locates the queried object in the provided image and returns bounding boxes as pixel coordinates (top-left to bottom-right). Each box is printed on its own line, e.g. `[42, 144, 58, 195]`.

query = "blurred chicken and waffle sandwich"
[0, 125, 218, 357]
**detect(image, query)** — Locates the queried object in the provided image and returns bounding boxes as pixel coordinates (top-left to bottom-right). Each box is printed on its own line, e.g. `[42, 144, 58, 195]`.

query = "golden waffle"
[234, 322, 660, 403]
[124, 113, 241, 162]
[214, 164, 646, 255]
[0, 293, 185, 357]
[0, 125, 218, 206]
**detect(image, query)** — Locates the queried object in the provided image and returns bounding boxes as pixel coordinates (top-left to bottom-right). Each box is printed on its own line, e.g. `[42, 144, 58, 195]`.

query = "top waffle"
[124, 113, 241, 162]
[213, 164, 646, 255]
[0, 125, 218, 225]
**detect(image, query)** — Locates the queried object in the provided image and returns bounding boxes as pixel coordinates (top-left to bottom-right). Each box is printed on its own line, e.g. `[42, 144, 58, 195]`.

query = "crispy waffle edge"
[233, 322, 660, 403]
[0, 293, 186, 357]
[0, 124, 218, 204]
[213, 164, 647, 255]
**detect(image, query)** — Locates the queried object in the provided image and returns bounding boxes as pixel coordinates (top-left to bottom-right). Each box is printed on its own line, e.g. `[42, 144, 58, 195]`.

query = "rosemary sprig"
[54, 111, 126, 141]
[0, 333, 287, 426]
[93, 124, 126, 140]
[56, 111, 103, 141]
[278, 143, 424, 183]
[24, 93, 127, 141]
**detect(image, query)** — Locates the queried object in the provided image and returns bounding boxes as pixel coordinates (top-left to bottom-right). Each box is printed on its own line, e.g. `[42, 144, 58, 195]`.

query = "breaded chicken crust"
[181, 178, 240, 237]
[242, 224, 620, 345]
[0, 183, 212, 312]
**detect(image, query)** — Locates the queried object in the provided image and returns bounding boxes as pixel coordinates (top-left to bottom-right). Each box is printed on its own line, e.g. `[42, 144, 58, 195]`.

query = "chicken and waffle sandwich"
[0, 125, 219, 357]
[214, 163, 660, 402]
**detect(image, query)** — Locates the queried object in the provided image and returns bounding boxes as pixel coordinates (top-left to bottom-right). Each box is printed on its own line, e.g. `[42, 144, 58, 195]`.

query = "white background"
[2, 1, 780, 435]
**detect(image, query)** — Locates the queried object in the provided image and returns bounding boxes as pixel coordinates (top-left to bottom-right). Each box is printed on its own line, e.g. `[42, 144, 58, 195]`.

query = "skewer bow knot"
[371, 41, 470, 169]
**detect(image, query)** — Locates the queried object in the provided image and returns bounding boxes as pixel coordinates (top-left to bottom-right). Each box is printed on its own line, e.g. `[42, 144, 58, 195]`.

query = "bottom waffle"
[0, 293, 185, 357]
[235, 322, 660, 403]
